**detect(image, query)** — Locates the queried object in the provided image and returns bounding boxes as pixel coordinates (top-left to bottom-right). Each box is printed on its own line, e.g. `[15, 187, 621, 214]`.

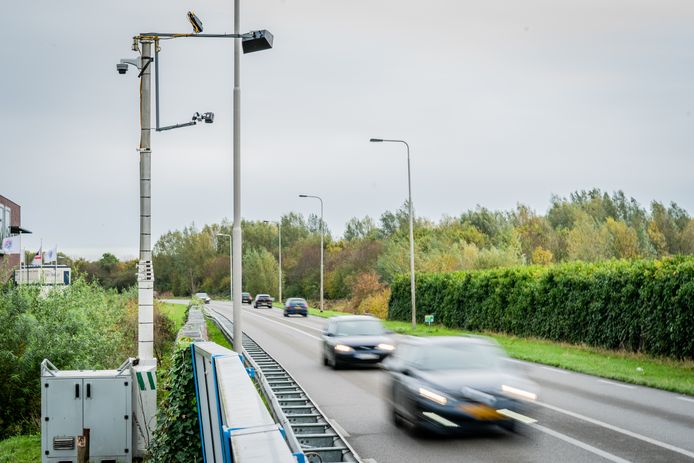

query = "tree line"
[143, 189, 694, 315]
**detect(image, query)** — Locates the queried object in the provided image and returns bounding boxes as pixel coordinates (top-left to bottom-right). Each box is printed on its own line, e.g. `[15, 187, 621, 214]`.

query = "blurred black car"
[284, 298, 308, 317]
[321, 315, 395, 369]
[241, 292, 252, 304]
[383, 336, 538, 435]
[253, 294, 273, 308]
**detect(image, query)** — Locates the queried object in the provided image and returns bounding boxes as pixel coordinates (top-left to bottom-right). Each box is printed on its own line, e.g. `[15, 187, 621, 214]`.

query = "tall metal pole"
[138, 40, 155, 359]
[405, 143, 416, 329]
[231, 0, 243, 353]
[278, 221, 282, 303]
[299, 195, 324, 312]
[370, 139, 416, 328]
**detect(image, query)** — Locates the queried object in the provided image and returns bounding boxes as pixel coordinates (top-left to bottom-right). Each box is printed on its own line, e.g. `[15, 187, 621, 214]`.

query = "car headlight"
[501, 384, 537, 401]
[419, 387, 448, 405]
[377, 343, 395, 351]
[334, 344, 353, 353]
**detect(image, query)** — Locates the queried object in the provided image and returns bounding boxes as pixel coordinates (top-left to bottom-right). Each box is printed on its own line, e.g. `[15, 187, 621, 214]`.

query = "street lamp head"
[369, 138, 384, 143]
[299, 194, 308, 198]
[187, 11, 204, 34]
[242, 30, 274, 54]
[192, 112, 215, 124]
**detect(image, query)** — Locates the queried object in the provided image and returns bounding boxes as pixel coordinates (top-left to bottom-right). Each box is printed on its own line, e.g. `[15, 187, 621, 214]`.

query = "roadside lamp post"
[263, 220, 282, 304]
[216, 233, 232, 302]
[299, 194, 324, 312]
[369, 138, 417, 329]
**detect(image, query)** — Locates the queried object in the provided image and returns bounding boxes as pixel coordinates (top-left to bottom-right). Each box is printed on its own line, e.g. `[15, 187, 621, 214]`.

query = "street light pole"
[370, 138, 416, 328]
[231, 0, 244, 353]
[264, 220, 282, 303]
[216, 233, 232, 302]
[299, 195, 324, 312]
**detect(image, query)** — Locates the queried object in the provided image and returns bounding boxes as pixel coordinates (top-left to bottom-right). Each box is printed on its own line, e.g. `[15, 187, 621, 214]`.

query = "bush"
[0, 279, 136, 438]
[389, 257, 694, 359]
[148, 341, 201, 463]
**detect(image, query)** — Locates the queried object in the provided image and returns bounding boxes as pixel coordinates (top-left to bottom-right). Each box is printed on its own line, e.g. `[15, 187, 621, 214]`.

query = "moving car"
[253, 294, 273, 309]
[194, 292, 211, 304]
[284, 298, 308, 317]
[241, 292, 252, 304]
[321, 315, 395, 369]
[383, 336, 538, 435]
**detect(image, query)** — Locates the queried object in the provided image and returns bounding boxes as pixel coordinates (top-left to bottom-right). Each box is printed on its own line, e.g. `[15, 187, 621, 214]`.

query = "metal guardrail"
[207, 306, 361, 463]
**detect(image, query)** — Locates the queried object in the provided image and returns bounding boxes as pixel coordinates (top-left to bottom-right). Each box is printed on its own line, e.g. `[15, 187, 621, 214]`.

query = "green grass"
[0, 435, 40, 463]
[206, 318, 233, 350]
[158, 301, 188, 332]
[383, 320, 694, 396]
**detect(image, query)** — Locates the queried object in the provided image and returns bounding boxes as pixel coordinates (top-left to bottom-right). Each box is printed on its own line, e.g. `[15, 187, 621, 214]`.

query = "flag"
[44, 245, 58, 263]
[33, 247, 42, 265]
[1, 236, 20, 254]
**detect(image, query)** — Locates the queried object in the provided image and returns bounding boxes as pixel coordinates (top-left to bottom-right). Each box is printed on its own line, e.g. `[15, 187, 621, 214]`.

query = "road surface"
[178, 300, 694, 463]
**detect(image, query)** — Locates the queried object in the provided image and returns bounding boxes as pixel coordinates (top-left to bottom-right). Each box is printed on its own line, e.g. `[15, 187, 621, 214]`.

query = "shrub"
[389, 257, 694, 359]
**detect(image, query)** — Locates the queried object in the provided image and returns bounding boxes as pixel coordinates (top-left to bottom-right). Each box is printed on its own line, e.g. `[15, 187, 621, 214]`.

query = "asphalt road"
[192, 300, 694, 463]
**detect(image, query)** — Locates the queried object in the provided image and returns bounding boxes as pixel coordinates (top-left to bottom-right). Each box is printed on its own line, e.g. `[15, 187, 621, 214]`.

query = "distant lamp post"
[216, 233, 232, 302]
[370, 138, 416, 328]
[263, 220, 282, 303]
[299, 194, 324, 312]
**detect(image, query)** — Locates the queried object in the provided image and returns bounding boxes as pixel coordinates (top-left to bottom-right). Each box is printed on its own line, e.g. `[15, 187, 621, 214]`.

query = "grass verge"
[158, 301, 188, 332]
[206, 318, 233, 350]
[0, 435, 40, 463]
[383, 319, 694, 396]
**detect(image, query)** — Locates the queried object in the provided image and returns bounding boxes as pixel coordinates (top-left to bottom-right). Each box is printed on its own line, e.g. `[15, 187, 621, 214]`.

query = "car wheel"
[392, 405, 404, 428]
[500, 419, 517, 433]
[302, 313, 308, 317]
[322, 354, 329, 366]
[283, 312, 288, 317]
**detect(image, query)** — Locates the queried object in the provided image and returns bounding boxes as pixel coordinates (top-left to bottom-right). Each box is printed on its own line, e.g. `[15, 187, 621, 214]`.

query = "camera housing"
[203, 112, 214, 124]
[116, 63, 128, 75]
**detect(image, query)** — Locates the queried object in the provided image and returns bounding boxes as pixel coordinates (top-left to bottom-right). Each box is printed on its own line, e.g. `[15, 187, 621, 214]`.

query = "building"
[0, 195, 31, 269]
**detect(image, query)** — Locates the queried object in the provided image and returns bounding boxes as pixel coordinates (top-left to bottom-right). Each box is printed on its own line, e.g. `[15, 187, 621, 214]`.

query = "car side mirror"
[323, 331, 333, 337]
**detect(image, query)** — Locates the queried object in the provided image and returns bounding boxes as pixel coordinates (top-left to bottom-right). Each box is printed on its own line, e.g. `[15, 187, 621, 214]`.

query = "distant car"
[241, 292, 252, 304]
[194, 292, 211, 304]
[321, 315, 395, 369]
[253, 294, 273, 309]
[284, 298, 308, 317]
[383, 336, 538, 435]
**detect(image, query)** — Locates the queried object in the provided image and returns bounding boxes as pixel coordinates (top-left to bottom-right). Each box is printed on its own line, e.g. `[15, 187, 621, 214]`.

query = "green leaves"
[389, 257, 694, 359]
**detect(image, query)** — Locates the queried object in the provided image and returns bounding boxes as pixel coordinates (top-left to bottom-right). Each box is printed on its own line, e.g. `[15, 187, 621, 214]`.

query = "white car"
[194, 292, 211, 304]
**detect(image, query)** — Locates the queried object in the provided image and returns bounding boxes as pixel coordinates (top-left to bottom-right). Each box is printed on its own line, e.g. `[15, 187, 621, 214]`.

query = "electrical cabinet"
[41, 361, 132, 463]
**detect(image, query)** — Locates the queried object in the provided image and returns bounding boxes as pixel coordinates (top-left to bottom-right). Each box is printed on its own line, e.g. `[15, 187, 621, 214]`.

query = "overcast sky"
[2, 0, 693, 259]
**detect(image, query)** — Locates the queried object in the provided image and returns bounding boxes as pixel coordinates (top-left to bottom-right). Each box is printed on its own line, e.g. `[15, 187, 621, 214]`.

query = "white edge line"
[248, 307, 326, 333]
[536, 401, 694, 459]
[531, 423, 631, 463]
[540, 366, 570, 375]
[329, 418, 351, 437]
[497, 408, 537, 424]
[597, 380, 636, 390]
[676, 396, 694, 404]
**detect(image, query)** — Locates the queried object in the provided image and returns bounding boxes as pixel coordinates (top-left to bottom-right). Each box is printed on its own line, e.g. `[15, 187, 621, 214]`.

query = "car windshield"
[416, 343, 504, 371]
[289, 299, 307, 305]
[242, 292, 250, 296]
[257, 294, 270, 298]
[195, 293, 208, 297]
[335, 320, 385, 336]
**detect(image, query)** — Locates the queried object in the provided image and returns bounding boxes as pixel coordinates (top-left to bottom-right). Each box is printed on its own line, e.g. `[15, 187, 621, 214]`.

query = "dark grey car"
[321, 315, 395, 369]
[383, 336, 538, 435]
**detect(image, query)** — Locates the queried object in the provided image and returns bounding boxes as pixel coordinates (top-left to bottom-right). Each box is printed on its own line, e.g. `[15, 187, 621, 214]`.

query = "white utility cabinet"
[41, 360, 133, 463]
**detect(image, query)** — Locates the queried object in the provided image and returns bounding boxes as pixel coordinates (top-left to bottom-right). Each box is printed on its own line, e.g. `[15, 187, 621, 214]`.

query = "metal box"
[41, 360, 132, 463]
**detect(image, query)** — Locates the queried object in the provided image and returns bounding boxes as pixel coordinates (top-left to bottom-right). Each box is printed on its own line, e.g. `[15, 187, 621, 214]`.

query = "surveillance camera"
[203, 112, 214, 124]
[116, 63, 128, 75]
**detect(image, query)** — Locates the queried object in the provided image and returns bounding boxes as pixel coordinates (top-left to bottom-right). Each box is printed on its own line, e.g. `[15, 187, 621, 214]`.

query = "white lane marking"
[540, 366, 570, 375]
[254, 309, 325, 333]
[243, 310, 322, 341]
[329, 418, 350, 437]
[597, 380, 636, 390]
[536, 401, 694, 459]
[362, 459, 378, 463]
[531, 423, 632, 463]
[676, 396, 694, 404]
[422, 412, 459, 428]
[497, 409, 537, 424]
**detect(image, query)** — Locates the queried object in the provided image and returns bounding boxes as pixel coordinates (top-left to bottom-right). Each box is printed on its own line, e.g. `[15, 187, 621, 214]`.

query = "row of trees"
[148, 189, 694, 315]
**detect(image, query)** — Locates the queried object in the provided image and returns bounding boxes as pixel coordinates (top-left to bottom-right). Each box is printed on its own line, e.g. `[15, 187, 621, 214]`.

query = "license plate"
[355, 353, 378, 360]
[460, 404, 501, 420]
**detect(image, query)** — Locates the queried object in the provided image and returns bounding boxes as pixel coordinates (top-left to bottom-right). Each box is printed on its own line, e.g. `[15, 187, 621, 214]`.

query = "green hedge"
[389, 257, 694, 359]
